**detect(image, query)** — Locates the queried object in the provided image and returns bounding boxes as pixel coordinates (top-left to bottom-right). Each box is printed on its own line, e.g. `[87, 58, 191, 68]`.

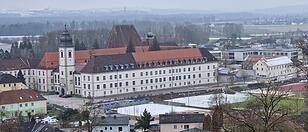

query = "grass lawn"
[230, 93, 304, 115]
[47, 108, 63, 117]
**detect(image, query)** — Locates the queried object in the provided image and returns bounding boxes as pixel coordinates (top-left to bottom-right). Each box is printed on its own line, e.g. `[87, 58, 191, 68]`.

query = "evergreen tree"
[92, 39, 100, 49]
[3, 50, 11, 59]
[17, 70, 26, 85]
[135, 109, 154, 132]
[126, 39, 135, 53]
[149, 36, 160, 51]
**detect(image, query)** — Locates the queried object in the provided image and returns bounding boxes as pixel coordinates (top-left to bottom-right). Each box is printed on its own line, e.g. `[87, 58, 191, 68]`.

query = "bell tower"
[58, 25, 75, 96]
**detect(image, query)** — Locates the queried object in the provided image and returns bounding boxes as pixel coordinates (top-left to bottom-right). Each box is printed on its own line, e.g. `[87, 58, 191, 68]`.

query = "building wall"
[59, 47, 75, 95]
[253, 61, 296, 81]
[93, 125, 130, 132]
[0, 100, 47, 119]
[227, 49, 303, 62]
[0, 69, 53, 92]
[160, 123, 203, 132]
[79, 62, 218, 97]
[0, 82, 27, 92]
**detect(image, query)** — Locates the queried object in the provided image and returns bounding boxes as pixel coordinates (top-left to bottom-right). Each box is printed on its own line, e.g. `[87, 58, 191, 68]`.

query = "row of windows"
[2, 83, 17, 87]
[82, 73, 214, 90]
[84, 65, 216, 82]
[81, 79, 213, 96]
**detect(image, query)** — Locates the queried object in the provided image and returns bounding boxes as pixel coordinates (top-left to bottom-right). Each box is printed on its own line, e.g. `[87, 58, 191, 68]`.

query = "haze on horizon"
[1, 0, 308, 13]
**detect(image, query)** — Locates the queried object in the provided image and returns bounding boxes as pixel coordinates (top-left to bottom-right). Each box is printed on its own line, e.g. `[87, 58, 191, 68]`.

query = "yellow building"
[0, 74, 28, 92]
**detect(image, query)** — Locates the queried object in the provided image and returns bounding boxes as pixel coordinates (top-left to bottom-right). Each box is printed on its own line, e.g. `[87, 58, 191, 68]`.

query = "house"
[92, 114, 130, 132]
[159, 113, 208, 132]
[0, 73, 28, 92]
[0, 89, 47, 119]
[253, 56, 297, 81]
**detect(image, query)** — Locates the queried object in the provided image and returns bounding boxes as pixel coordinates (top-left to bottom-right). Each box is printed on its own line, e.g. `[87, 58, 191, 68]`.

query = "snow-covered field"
[117, 92, 248, 116]
[116, 103, 207, 116]
[169, 92, 249, 108]
[0, 43, 11, 51]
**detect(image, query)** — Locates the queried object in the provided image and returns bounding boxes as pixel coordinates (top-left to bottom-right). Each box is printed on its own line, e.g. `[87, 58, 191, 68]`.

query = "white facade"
[59, 47, 75, 95]
[226, 48, 303, 62]
[0, 69, 53, 92]
[78, 63, 217, 97]
[253, 56, 297, 81]
[93, 125, 130, 132]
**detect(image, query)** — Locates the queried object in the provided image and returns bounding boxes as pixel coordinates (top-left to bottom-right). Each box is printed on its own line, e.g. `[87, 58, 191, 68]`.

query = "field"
[244, 24, 308, 34]
[231, 93, 304, 115]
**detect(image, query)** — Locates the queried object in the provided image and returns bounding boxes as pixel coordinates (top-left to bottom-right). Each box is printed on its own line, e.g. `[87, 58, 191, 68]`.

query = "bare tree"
[223, 82, 291, 132]
[80, 100, 104, 132]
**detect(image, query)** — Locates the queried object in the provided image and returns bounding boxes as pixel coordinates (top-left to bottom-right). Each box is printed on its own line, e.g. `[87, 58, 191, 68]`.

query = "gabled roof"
[107, 25, 143, 48]
[0, 74, 22, 84]
[95, 115, 129, 126]
[0, 58, 40, 71]
[0, 89, 46, 105]
[261, 56, 292, 66]
[159, 113, 206, 124]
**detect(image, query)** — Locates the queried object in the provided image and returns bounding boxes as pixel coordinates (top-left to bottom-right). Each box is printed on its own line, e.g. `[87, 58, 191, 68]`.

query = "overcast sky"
[1, 0, 308, 12]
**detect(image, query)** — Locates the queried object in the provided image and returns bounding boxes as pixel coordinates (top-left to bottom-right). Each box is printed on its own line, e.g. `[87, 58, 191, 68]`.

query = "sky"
[1, 0, 308, 12]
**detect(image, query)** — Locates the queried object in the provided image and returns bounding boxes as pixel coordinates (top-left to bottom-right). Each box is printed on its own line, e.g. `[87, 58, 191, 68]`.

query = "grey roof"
[95, 115, 129, 126]
[80, 54, 137, 73]
[0, 74, 22, 84]
[159, 113, 205, 124]
[59, 29, 73, 48]
[180, 128, 204, 132]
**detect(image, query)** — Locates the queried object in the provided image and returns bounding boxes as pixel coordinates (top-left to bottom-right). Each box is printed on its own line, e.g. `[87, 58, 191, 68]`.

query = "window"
[68, 51, 72, 58]
[118, 127, 123, 131]
[174, 125, 177, 129]
[20, 104, 22, 107]
[110, 127, 112, 130]
[208, 73, 210, 77]
[96, 76, 99, 81]
[69, 71, 73, 75]
[110, 75, 112, 80]
[103, 76, 106, 80]
[97, 85, 100, 89]
[88, 84, 90, 89]
[103, 84, 106, 88]
[60, 51, 64, 58]
[132, 73, 135, 77]
[184, 125, 189, 129]
[126, 82, 129, 86]
[133, 81, 135, 85]
[31, 103, 34, 106]
[88, 76, 90, 81]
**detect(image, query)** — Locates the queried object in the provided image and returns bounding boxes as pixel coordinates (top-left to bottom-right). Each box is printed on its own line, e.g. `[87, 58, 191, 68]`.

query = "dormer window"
[125, 64, 130, 69]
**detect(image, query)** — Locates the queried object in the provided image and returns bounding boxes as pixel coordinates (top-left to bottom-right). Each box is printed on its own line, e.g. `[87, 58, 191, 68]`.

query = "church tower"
[58, 26, 75, 96]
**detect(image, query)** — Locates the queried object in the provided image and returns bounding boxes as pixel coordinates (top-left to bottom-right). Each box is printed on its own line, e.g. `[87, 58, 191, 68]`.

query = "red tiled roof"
[0, 89, 46, 105]
[133, 48, 203, 63]
[0, 58, 40, 71]
[38, 46, 182, 69]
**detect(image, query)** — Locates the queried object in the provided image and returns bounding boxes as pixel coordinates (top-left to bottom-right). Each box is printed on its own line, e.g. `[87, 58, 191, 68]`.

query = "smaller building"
[92, 114, 130, 132]
[159, 113, 207, 132]
[253, 56, 297, 81]
[0, 89, 47, 120]
[0, 73, 28, 92]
